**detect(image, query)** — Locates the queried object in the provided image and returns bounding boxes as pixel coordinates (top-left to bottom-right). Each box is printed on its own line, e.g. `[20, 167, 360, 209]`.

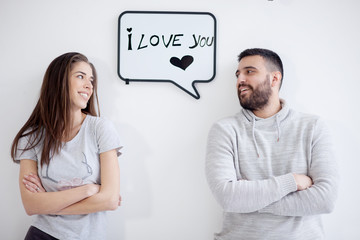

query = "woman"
[11, 52, 122, 239]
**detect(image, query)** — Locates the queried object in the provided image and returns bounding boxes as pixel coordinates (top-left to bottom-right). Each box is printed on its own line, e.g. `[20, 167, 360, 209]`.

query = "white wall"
[1, 0, 359, 239]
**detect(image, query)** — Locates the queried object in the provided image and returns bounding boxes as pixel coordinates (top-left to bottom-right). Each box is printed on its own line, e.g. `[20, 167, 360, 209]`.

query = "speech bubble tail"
[173, 81, 201, 99]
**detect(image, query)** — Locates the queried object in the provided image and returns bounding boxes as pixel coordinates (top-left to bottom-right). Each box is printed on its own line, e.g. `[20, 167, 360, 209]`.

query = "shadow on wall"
[113, 121, 153, 216]
[106, 120, 153, 239]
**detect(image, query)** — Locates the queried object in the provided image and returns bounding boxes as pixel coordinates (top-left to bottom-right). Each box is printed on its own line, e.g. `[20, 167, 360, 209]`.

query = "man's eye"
[247, 70, 253, 74]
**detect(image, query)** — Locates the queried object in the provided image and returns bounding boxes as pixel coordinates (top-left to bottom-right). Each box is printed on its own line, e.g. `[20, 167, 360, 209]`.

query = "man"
[205, 48, 338, 240]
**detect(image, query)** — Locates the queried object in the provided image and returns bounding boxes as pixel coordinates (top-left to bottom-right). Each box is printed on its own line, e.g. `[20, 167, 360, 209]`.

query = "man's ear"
[271, 71, 282, 88]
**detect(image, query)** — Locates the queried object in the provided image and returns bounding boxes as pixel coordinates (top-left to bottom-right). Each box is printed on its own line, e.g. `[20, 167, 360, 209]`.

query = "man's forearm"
[259, 119, 339, 216]
[258, 179, 337, 216]
[207, 172, 298, 213]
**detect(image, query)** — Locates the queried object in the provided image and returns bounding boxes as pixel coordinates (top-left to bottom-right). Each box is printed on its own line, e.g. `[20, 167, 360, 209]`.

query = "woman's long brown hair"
[11, 52, 100, 166]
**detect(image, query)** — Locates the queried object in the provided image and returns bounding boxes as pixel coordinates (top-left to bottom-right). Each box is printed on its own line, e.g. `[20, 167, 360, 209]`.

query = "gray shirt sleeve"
[14, 134, 38, 163]
[95, 118, 123, 156]
[259, 119, 338, 216]
[205, 122, 297, 213]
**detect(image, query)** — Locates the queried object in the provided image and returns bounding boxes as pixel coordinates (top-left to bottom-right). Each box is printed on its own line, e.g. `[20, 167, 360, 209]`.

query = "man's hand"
[293, 173, 313, 191]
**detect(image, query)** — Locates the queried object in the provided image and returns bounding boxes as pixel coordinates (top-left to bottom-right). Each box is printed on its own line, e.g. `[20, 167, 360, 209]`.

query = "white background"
[1, 0, 359, 239]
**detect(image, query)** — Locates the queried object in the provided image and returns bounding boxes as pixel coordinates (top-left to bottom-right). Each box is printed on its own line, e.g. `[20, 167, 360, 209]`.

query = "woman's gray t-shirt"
[16, 115, 122, 240]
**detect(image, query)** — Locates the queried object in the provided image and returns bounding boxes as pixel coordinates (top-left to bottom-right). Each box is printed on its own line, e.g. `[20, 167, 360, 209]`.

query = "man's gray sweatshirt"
[205, 100, 338, 240]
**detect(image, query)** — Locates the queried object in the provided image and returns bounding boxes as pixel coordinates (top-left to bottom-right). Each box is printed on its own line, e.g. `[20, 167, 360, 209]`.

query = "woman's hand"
[22, 173, 46, 193]
[22, 174, 101, 196]
[19, 160, 104, 215]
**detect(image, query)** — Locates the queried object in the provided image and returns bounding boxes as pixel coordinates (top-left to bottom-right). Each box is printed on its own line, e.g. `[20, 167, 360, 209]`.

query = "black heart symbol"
[127, 28, 132, 32]
[170, 55, 194, 71]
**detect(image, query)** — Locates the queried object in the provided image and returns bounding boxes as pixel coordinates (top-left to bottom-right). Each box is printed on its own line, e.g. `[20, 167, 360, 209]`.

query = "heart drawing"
[170, 55, 194, 71]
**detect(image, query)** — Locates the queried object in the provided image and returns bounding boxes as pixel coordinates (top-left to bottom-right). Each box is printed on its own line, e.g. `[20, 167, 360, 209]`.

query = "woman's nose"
[84, 78, 93, 89]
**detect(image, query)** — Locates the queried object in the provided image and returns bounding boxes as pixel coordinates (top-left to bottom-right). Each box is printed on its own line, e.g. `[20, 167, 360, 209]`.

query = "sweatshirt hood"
[241, 99, 290, 157]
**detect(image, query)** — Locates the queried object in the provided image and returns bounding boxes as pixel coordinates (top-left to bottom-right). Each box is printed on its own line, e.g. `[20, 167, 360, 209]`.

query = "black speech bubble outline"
[117, 11, 217, 100]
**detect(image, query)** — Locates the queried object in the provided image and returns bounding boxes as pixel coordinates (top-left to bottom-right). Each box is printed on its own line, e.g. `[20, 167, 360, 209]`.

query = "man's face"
[235, 55, 272, 111]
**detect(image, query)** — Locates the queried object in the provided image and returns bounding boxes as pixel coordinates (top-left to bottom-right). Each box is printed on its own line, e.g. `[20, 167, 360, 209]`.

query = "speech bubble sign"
[118, 11, 217, 99]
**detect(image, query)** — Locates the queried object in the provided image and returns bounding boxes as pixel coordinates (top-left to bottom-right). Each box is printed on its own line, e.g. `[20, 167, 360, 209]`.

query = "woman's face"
[68, 61, 94, 112]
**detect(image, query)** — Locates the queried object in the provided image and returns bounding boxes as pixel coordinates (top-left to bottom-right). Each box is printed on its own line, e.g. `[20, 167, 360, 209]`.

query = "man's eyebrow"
[236, 66, 257, 74]
[241, 66, 257, 70]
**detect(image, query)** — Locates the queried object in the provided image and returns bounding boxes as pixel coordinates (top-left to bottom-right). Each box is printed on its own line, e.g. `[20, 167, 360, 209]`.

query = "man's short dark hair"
[238, 48, 284, 89]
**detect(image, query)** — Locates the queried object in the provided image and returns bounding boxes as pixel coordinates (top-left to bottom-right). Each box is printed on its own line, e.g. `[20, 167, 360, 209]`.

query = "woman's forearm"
[20, 149, 120, 216]
[21, 184, 99, 215]
[56, 150, 121, 215]
[56, 190, 119, 215]
[19, 159, 99, 215]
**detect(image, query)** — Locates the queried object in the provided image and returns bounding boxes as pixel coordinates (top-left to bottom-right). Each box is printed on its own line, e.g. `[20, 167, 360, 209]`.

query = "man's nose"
[237, 74, 246, 85]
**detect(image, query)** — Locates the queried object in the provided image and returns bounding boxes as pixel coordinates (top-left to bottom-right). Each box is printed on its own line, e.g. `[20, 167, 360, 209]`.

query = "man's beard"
[238, 75, 272, 111]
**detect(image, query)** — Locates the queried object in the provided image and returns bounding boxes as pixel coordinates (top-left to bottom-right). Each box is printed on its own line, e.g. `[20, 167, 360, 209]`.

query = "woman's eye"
[77, 75, 84, 79]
